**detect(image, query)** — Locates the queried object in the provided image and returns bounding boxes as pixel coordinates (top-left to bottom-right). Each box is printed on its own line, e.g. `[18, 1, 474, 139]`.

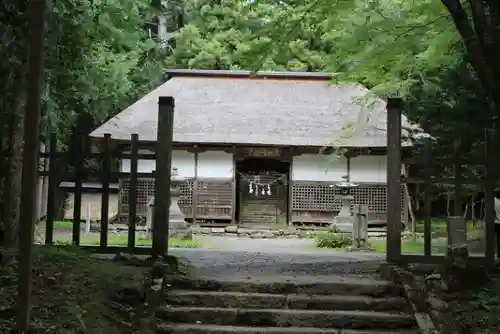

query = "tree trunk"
[2, 103, 25, 250]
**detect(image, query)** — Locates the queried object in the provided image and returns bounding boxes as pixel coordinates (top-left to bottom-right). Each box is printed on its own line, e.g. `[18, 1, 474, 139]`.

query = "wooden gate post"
[152, 96, 175, 259]
[485, 129, 496, 264]
[17, 0, 47, 331]
[386, 98, 403, 262]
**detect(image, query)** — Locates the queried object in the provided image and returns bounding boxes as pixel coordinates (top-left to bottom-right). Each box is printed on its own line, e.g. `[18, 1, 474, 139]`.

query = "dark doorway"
[234, 158, 290, 225]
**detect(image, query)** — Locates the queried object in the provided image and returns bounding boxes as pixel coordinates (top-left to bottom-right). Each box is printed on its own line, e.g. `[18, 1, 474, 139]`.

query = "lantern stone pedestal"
[146, 181, 192, 240]
[334, 194, 355, 233]
[330, 178, 359, 234]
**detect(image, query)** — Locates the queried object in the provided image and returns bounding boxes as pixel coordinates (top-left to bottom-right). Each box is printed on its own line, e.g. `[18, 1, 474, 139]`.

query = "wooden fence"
[386, 98, 499, 265]
[38, 98, 177, 255]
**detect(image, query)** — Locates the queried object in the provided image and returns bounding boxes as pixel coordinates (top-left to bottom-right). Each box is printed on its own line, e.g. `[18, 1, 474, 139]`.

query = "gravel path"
[170, 236, 385, 280]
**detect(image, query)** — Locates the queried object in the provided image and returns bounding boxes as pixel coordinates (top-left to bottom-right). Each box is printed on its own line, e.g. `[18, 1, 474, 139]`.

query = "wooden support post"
[453, 141, 463, 216]
[192, 148, 198, 224]
[386, 98, 403, 262]
[100, 134, 111, 250]
[72, 135, 84, 246]
[17, 0, 47, 331]
[423, 140, 432, 256]
[152, 96, 175, 259]
[485, 129, 496, 264]
[287, 162, 293, 226]
[127, 134, 139, 251]
[45, 134, 57, 245]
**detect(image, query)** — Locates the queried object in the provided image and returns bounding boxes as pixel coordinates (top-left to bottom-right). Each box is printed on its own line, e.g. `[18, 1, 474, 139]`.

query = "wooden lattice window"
[118, 178, 194, 216]
[291, 182, 405, 215]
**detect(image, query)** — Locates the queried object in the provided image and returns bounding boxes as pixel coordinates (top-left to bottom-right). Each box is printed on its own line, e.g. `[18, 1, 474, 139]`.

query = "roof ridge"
[166, 69, 336, 81]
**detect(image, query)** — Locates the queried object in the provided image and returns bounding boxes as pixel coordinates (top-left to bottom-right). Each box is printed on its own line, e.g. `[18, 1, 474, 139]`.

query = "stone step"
[158, 323, 420, 334]
[165, 277, 403, 298]
[157, 307, 416, 330]
[166, 290, 410, 312]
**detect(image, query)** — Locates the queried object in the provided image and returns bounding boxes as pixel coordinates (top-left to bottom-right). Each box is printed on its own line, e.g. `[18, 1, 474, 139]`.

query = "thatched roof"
[90, 70, 413, 147]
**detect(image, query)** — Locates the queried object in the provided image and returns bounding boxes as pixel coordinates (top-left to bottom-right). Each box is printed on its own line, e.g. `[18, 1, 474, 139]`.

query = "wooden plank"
[17, 0, 47, 331]
[152, 96, 175, 258]
[485, 129, 496, 264]
[100, 134, 111, 250]
[72, 135, 84, 245]
[386, 98, 403, 262]
[423, 140, 432, 257]
[45, 134, 57, 245]
[127, 134, 139, 251]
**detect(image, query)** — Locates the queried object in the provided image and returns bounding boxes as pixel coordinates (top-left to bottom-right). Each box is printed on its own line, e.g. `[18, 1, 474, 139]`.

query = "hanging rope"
[234, 170, 287, 197]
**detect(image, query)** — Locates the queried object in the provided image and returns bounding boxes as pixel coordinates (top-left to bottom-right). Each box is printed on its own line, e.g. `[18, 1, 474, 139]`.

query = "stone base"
[446, 245, 469, 268]
[169, 221, 193, 240]
[191, 225, 319, 239]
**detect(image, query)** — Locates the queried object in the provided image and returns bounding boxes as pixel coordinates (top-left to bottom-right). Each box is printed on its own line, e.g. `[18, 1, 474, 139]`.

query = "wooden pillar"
[17, 0, 47, 331]
[45, 134, 57, 245]
[152, 96, 175, 258]
[99, 134, 111, 249]
[386, 98, 403, 262]
[192, 147, 198, 224]
[231, 150, 237, 224]
[452, 141, 463, 216]
[423, 140, 432, 256]
[485, 129, 496, 264]
[287, 153, 294, 226]
[127, 134, 139, 251]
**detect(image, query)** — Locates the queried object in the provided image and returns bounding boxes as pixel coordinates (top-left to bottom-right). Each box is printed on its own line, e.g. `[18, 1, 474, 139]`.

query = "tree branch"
[441, 0, 500, 108]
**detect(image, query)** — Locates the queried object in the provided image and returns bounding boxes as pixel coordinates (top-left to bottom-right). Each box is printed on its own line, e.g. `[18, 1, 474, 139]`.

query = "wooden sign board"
[244, 147, 281, 158]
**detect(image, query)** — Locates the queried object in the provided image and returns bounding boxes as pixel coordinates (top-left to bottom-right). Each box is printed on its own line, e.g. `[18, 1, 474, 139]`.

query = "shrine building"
[89, 69, 414, 229]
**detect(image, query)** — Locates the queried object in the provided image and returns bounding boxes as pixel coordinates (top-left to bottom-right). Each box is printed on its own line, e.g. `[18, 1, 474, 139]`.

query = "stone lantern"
[330, 176, 359, 232]
[146, 167, 192, 239]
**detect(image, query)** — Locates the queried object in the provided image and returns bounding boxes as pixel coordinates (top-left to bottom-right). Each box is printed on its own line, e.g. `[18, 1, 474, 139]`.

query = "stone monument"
[446, 215, 468, 267]
[352, 203, 370, 249]
[146, 167, 192, 240]
[331, 176, 359, 233]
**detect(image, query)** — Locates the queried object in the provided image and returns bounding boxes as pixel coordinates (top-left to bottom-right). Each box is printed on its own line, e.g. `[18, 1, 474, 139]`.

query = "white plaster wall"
[292, 154, 348, 181]
[350, 155, 387, 183]
[120, 150, 195, 177]
[197, 151, 233, 179]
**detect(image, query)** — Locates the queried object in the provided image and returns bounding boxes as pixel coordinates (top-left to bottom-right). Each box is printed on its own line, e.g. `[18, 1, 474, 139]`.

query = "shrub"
[314, 230, 352, 249]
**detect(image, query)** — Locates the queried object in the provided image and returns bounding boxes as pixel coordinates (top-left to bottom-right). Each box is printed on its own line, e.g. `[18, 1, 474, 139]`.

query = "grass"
[414, 218, 483, 234]
[369, 237, 448, 254]
[52, 234, 201, 248]
[0, 246, 170, 333]
[37, 220, 202, 249]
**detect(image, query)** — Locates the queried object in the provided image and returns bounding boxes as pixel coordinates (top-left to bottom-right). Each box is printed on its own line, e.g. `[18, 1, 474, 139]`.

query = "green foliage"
[314, 227, 352, 248]
[459, 288, 500, 331]
[43, 0, 166, 141]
